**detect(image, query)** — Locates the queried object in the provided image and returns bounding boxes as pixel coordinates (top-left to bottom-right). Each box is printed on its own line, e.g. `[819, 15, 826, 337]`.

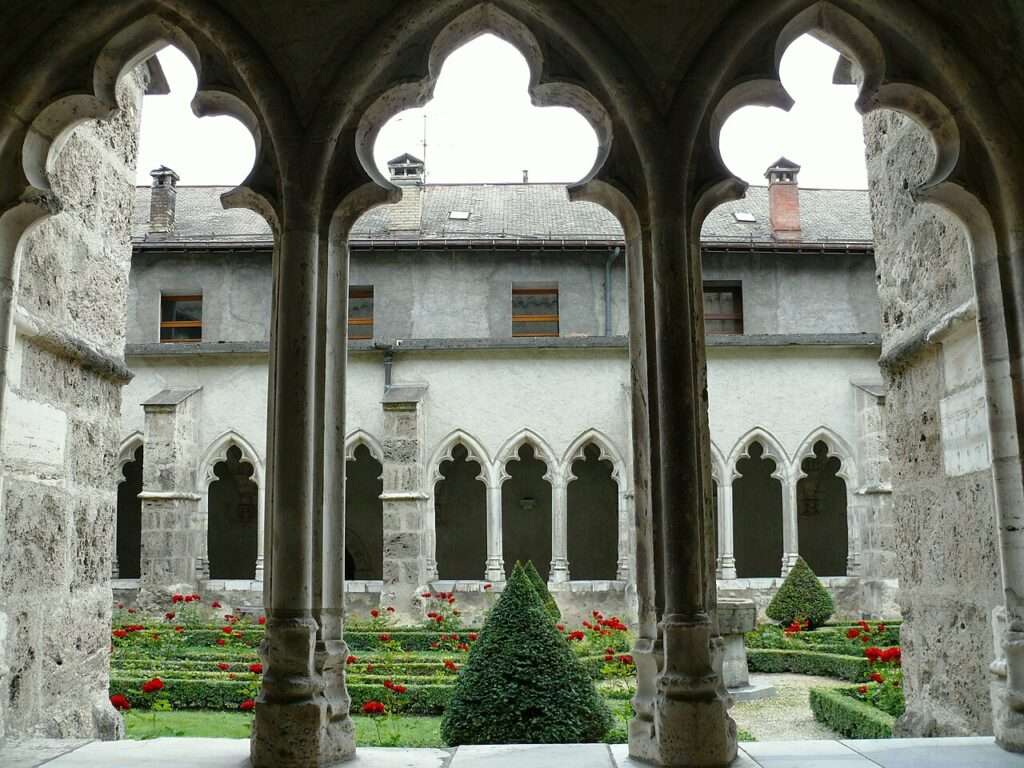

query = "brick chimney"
[765, 157, 801, 240]
[148, 165, 180, 234]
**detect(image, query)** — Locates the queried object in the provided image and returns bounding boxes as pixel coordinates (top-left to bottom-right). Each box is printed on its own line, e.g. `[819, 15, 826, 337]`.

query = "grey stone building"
[114, 154, 896, 624]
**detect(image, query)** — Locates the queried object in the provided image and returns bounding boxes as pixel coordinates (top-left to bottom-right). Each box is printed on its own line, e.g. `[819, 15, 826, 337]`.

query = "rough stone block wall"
[0, 69, 146, 738]
[863, 109, 1001, 736]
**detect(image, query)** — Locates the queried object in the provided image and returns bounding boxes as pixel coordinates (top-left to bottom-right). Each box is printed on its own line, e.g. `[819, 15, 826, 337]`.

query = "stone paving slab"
[841, 736, 1024, 767]
[741, 739, 877, 767]
[450, 743, 614, 767]
[608, 743, 761, 767]
[0, 738, 93, 768]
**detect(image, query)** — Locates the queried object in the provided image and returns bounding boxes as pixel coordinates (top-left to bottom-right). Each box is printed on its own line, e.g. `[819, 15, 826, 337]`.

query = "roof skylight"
[448, 210, 471, 220]
[733, 211, 756, 223]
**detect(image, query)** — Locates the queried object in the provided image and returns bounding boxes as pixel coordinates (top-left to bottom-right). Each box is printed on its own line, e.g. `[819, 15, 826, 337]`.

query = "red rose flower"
[870, 672, 884, 683]
[361, 700, 385, 716]
[141, 678, 164, 694]
[568, 630, 585, 641]
[222, 626, 233, 635]
[457, 642, 469, 652]
[164, 612, 175, 621]
[444, 659, 458, 672]
[393, 683, 407, 694]
[366, 663, 375, 672]
[346, 655, 358, 665]
[171, 594, 184, 604]
[857, 685, 869, 695]
[881, 647, 901, 664]
[217, 638, 226, 646]
[846, 628, 860, 639]
[110, 693, 131, 711]
[174, 626, 184, 633]
[112, 629, 128, 639]
[618, 654, 635, 666]
[370, 609, 380, 619]
[211, 601, 222, 609]
[421, 592, 432, 598]
[191, 593, 201, 601]
[249, 663, 263, 675]
[877, 623, 887, 633]
[468, 633, 478, 641]
[240, 698, 255, 712]
[556, 624, 565, 632]
[127, 608, 136, 614]
[865, 647, 883, 663]
[258, 616, 266, 625]
[378, 633, 391, 642]
[218, 663, 230, 671]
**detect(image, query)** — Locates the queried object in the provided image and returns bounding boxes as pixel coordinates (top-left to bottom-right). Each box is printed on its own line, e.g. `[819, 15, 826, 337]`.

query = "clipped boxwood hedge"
[809, 687, 895, 739]
[110, 675, 257, 710]
[747, 649, 870, 682]
[348, 683, 453, 715]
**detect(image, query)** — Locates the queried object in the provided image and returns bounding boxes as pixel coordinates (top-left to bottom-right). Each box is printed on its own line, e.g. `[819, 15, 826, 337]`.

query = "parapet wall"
[0, 68, 146, 738]
[863, 108, 1002, 736]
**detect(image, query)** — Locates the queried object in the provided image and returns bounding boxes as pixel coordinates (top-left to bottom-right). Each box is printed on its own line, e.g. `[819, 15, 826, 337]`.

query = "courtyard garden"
[108, 558, 901, 745]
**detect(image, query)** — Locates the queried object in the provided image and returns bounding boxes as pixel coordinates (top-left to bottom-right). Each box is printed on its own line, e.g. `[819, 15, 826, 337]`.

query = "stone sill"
[719, 576, 857, 589]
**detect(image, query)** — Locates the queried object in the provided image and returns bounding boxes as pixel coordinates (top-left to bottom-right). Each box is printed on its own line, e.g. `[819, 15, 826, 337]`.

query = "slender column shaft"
[484, 482, 504, 581]
[549, 469, 570, 583]
[781, 478, 799, 575]
[616, 485, 631, 581]
[719, 482, 737, 580]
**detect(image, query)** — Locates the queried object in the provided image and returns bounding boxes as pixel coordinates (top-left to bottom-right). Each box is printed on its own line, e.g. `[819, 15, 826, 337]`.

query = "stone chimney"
[387, 153, 425, 186]
[522, 169, 529, 183]
[149, 165, 180, 234]
[765, 157, 801, 240]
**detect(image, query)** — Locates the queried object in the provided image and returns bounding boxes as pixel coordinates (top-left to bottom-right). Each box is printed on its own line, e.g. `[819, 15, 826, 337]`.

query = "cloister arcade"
[3, 1, 1024, 766]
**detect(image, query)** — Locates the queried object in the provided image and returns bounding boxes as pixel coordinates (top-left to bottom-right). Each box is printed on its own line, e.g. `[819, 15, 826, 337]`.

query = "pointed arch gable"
[196, 430, 264, 492]
[561, 428, 627, 488]
[428, 429, 494, 488]
[495, 427, 557, 481]
[118, 431, 144, 471]
[345, 429, 384, 463]
[792, 426, 857, 485]
[726, 427, 791, 483]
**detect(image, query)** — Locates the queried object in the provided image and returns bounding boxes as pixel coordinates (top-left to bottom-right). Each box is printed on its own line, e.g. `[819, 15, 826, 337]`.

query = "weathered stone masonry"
[0, 67, 148, 739]
[863, 109, 1003, 737]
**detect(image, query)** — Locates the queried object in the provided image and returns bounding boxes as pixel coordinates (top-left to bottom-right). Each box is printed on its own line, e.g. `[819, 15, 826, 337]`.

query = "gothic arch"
[791, 427, 856, 486]
[495, 428, 557, 482]
[117, 431, 144, 471]
[725, 427, 791, 484]
[428, 429, 496, 488]
[197, 430, 264, 580]
[344, 429, 384, 464]
[561, 428, 627, 487]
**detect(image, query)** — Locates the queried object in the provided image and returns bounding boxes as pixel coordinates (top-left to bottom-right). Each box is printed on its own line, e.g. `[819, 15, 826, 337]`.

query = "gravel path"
[733, 673, 847, 742]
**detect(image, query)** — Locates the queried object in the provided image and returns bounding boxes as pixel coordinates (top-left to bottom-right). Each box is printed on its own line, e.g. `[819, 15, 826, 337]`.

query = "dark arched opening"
[435, 443, 487, 580]
[733, 441, 784, 578]
[208, 445, 259, 579]
[346, 444, 383, 580]
[566, 443, 618, 580]
[797, 441, 849, 576]
[116, 445, 144, 579]
[501, 444, 551, 580]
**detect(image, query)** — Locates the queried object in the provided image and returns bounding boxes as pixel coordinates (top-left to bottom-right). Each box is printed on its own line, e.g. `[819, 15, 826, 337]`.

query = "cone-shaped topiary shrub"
[522, 559, 561, 622]
[766, 556, 835, 628]
[440, 563, 611, 745]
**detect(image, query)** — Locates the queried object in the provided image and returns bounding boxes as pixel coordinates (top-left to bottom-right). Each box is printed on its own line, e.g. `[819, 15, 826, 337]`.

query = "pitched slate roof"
[132, 182, 873, 246]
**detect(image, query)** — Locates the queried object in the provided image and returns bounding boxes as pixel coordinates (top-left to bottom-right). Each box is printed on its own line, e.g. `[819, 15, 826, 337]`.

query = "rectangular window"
[512, 284, 559, 337]
[349, 286, 374, 340]
[703, 283, 743, 335]
[159, 293, 202, 343]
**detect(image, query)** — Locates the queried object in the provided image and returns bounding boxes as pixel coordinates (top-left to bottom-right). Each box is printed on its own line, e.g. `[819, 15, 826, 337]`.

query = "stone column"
[379, 385, 429, 618]
[137, 387, 203, 604]
[251, 210, 353, 767]
[628, 204, 736, 766]
[484, 481, 505, 581]
[781, 479, 800, 576]
[718, 481, 737, 580]
[616, 484, 631, 581]
[549, 467, 570, 584]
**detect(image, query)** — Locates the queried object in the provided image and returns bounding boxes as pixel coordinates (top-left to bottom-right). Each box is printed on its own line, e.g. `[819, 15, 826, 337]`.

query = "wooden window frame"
[159, 293, 202, 343]
[703, 283, 743, 335]
[348, 286, 374, 341]
[511, 285, 559, 338]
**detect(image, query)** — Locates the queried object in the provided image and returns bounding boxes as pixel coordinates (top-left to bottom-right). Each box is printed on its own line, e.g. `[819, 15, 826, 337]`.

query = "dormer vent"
[387, 153, 425, 186]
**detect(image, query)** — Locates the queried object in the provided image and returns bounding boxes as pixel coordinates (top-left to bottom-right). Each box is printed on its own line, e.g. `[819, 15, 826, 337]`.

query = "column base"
[255, 556, 265, 582]
[549, 559, 570, 585]
[628, 616, 737, 767]
[718, 556, 737, 581]
[617, 559, 631, 582]
[484, 558, 505, 583]
[251, 617, 355, 768]
[781, 552, 800, 577]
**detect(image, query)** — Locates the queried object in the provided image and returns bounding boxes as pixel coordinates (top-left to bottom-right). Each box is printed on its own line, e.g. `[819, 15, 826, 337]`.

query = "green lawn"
[124, 711, 445, 746]
[124, 710, 754, 746]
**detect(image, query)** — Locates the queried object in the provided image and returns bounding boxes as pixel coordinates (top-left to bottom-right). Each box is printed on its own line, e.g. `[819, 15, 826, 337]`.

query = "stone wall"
[0, 68, 146, 738]
[863, 109, 1002, 736]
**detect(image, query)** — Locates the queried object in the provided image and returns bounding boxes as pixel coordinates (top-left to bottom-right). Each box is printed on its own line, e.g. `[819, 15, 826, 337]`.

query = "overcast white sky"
[136, 34, 867, 190]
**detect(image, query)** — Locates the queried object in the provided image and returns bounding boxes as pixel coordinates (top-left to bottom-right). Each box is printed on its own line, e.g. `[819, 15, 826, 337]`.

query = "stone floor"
[3, 737, 1024, 767]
